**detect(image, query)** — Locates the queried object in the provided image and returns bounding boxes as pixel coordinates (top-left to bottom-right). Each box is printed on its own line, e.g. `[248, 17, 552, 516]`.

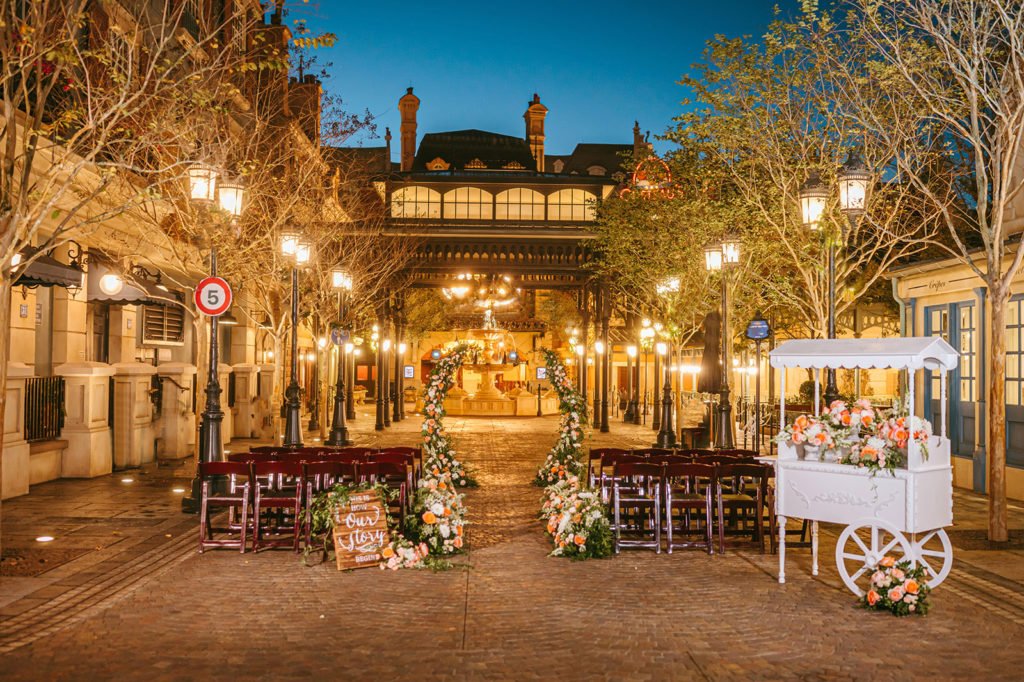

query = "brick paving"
[1, 407, 1024, 680]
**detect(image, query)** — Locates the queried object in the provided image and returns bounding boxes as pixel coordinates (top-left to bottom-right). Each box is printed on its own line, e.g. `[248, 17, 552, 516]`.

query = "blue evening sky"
[300, 1, 800, 156]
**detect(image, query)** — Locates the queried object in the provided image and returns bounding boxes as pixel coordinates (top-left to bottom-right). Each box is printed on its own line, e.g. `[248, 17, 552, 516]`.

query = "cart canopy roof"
[769, 337, 958, 371]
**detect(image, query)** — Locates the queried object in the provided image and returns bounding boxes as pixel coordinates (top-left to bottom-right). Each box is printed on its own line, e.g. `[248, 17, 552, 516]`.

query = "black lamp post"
[327, 268, 353, 446]
[183, 166, 244, 513]
[705, 237, 740, 449]
[799, 151, 871, 408]
[656, 340, 676, 448]
[281, 231, 310, 448]
[624, 345, 636, 422]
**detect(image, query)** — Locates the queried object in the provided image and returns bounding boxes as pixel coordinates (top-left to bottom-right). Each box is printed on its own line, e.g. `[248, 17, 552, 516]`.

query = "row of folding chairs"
[588, 447, 761, 501]
[609, 460, 773, 555]
[198, 446, 422, 554]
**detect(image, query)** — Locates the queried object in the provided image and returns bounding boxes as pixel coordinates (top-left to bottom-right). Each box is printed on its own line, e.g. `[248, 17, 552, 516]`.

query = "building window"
[443, 187, 493, 220]
[390, 186, 441, 218]
[1008, 300, 1024, 406]
[495, 188, 544, 220]
[231, 10, 248, 54]
[959, 304, 977, 402]
[927, 307, 948, 402]
[108, 30, 133, 79]
[586, 165, 607, 176]
[547, 188, 597, 221]
[142, 304, 185, 345]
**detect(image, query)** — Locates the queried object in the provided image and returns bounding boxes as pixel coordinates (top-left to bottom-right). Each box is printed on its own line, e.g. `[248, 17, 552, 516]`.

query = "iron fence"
[24, 376, 65, 443]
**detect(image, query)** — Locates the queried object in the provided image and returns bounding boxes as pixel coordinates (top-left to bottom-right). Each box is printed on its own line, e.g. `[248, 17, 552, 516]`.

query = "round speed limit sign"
[194, 276, 232, 317]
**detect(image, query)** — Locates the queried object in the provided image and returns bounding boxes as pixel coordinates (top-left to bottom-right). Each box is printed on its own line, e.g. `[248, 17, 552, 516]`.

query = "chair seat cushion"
[720, 494, 755, 503]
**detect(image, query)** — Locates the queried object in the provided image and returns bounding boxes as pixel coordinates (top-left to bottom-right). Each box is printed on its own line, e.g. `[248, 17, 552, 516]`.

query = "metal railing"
[24, 377, 65, 443]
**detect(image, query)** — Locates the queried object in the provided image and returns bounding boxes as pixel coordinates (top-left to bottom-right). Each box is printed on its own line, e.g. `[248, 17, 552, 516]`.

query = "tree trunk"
[0, 277, 11, 555]
[988, 291, 1008, 542]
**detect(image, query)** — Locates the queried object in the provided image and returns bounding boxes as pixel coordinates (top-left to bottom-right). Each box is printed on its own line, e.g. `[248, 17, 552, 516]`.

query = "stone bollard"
[156, 362, 197, 461]
[54, 361, 116, 480]
[2, 363, 34, 499]
[111, 362, 158, 469]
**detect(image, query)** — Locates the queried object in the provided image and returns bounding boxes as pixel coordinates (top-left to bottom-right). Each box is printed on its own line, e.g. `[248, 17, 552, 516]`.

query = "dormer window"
[426, 157, 450, 171]
[587, 165, 607, 176]
[552, 159, 565, 174]
[465, 158, 487, 169]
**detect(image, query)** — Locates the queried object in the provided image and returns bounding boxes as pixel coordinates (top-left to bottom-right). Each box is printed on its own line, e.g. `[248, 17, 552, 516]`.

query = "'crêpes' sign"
[332, 489, 388, 570]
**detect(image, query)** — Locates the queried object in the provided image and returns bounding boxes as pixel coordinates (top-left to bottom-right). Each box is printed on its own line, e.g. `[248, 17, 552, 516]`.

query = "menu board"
[332, 489, 388, 570]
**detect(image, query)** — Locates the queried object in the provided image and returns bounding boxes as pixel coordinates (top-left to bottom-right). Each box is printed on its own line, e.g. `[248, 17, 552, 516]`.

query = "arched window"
[443, 187, 493, 219]
[391, 186, 441, 218]
[495, 188, 544, 220]
[547, 189, 597, 221]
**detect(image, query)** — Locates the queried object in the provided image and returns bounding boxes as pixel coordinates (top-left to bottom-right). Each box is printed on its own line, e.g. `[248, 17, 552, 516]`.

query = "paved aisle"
[2, 414, 1024, 680]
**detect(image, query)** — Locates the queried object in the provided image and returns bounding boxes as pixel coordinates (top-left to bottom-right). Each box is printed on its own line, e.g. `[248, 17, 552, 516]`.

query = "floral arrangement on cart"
[534, 348, 612, 560]
[777, 398, 933, 477]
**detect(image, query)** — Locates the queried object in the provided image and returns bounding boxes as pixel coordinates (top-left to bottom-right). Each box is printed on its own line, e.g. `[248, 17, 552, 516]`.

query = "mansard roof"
[412, 129, 537, 172]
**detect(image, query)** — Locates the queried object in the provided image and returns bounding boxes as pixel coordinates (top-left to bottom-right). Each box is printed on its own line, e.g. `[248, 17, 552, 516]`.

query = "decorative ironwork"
[24, 377, 65, 443]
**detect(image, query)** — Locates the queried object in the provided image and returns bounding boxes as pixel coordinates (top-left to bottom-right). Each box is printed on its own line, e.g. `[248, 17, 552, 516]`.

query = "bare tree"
[827, 0, 1024, 541]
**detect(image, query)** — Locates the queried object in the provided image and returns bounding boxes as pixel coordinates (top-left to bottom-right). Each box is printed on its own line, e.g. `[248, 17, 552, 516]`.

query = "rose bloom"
[880, 556, 896, 568]
[888, 586, 905, 602]
[866, 590, 880, 606]
[905, 579, 920, 595]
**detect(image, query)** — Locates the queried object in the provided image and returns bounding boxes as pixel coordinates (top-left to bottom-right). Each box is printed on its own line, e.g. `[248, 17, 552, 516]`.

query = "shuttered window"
[142, 304, 185, 345]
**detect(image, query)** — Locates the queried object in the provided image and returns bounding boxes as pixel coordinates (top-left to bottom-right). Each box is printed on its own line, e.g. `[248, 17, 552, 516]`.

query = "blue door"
[924, 302, 979, 489]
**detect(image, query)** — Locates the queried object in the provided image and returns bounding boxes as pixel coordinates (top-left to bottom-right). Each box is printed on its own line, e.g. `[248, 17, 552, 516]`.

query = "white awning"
[769, 337, 959, 371]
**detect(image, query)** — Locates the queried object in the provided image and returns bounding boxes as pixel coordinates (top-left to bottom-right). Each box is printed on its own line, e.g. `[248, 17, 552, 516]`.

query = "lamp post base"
[714, 391, 735, 449]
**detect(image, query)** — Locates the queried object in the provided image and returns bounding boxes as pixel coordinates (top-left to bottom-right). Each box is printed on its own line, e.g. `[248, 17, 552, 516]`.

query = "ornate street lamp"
[183, 166, 244, 513]
[799, 172, 828, 231]
[327, 268, 353, 446]
[799, 150, 872, 407]
[838, 150, 871, 220]
[656, 340, 676, 448]
[705, 236, 740, 449]
[282, 231, 310, 447]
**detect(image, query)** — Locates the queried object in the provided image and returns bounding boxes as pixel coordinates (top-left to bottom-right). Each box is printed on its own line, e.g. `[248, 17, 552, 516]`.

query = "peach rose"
[866, 590, 880, 606]
[381, 546, 395, 559]
[888, 587, 904, 602]
[453, 536, 463, 548]
[905, 579, 919, 595]
[880, 555, 896, 568]
[422, 511, 437, 524]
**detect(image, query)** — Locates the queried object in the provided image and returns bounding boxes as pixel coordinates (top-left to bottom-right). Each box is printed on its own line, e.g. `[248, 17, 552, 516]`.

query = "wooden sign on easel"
[332, 489, 388, 570]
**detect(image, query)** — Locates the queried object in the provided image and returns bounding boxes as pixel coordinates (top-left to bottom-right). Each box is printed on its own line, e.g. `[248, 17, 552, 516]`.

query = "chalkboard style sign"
[332, 489, 388, 570]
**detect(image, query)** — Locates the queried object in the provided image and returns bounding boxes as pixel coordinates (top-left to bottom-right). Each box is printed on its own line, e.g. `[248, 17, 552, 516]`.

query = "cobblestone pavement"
[2, 408, 1024, 680]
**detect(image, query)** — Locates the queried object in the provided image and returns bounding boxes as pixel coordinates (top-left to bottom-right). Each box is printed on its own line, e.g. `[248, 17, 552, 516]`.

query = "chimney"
[524, 93, 547, 172]
[288, 74, 322, 146]
[398, 87, 420, 172]
[633, 120, 654, 156]
[385, 127, 393, 172]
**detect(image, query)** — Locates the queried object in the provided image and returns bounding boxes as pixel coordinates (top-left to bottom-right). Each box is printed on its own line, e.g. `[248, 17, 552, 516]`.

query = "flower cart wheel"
[835, 519, 912, 597]
[909, 528, 953, 590]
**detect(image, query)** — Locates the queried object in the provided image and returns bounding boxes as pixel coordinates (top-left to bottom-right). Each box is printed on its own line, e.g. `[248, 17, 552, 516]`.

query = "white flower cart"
[768, 337, 958, 596]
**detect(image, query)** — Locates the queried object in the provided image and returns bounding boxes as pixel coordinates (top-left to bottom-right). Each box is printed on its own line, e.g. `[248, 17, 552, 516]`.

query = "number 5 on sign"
[195, 276, 232, 317]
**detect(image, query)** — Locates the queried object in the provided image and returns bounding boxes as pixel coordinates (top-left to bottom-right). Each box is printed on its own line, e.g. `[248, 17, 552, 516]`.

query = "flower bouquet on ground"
[539, 476, 611, 560]
[861, 556, 931, 616]
[405, 486, 466, 555]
